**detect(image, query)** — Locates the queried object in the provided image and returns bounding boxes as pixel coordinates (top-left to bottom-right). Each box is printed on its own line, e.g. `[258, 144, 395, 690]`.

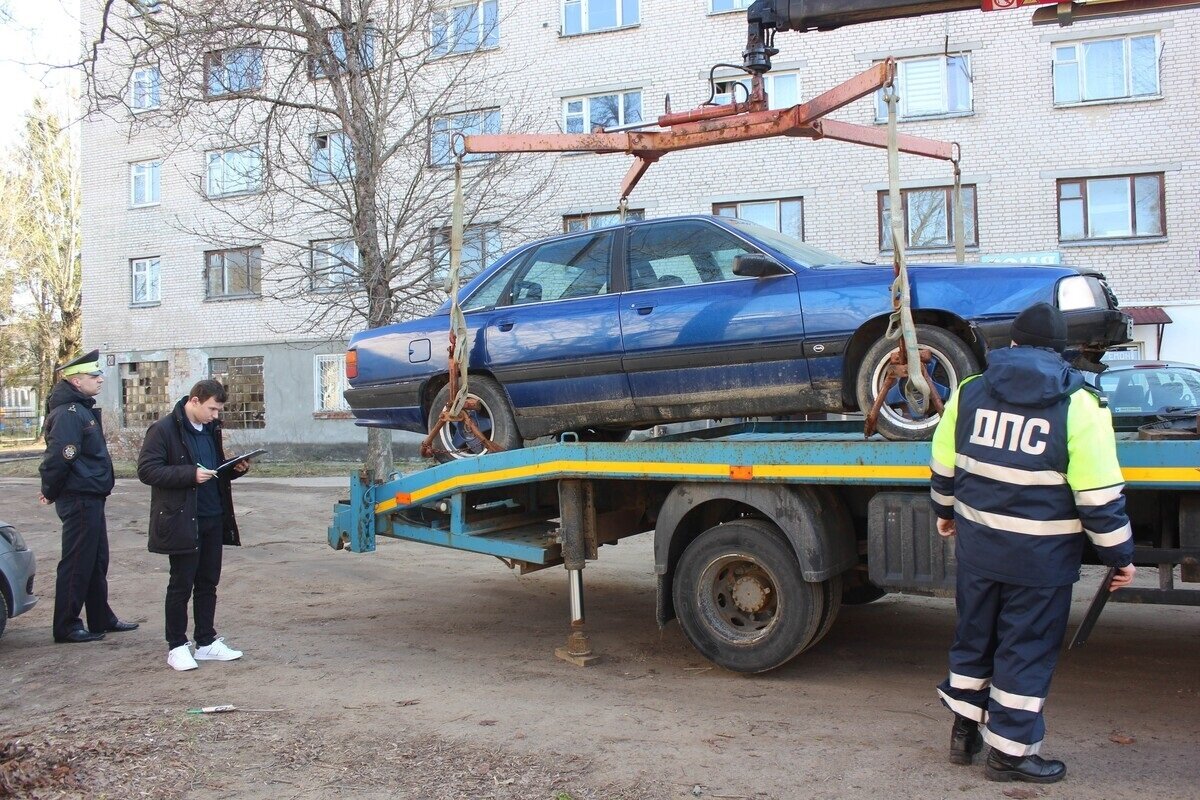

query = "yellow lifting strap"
[446, 152, 470, 418]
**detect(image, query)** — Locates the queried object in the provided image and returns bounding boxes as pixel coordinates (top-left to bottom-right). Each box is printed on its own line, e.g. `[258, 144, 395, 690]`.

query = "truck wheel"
[855, 324, 979, 441]
[802, 572, 843, 654]
[428, 375, 522, 463]
[673, 519, 824, 674]
[842, 569, 887, 606]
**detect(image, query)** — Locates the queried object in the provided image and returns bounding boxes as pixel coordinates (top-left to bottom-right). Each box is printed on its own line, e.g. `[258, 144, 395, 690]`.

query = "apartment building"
[80, 2, 1200, 453]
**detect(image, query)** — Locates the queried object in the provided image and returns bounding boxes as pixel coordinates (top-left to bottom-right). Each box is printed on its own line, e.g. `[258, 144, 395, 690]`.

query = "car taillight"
[345, 350, 358, 380]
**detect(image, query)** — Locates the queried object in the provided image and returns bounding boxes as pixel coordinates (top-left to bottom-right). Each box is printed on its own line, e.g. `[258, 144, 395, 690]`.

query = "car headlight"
[1057, 275, 1102, 311]
[0, 525, 27, 551]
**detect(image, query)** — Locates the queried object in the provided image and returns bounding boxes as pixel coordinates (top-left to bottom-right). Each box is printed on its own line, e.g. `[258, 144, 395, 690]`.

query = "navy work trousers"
[53, 492, 118, 639]
[937, 566, 1073, 757]
[165, 515, 224, 650]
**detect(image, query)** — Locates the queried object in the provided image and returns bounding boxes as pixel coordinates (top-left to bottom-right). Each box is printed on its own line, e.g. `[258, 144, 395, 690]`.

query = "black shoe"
[98, 620, 139, 633]
[949, 715, 983, 765]
[55, 629, 106, 644]
[985, 748, 1066, 784]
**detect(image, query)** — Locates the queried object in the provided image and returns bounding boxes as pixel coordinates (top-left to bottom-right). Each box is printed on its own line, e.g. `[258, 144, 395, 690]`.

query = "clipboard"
[215, 449, 268, 473]
[1068, 567, 1116, 649]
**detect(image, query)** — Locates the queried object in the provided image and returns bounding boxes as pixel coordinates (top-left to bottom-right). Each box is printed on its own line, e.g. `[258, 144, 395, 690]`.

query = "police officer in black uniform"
[39, 350, 139, 643]
[930, 303, 1136, 783]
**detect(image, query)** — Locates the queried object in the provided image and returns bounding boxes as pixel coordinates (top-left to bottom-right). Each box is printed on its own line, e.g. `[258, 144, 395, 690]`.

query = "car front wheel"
[855, 324, 979, 441]
[427, 375, 522, 463]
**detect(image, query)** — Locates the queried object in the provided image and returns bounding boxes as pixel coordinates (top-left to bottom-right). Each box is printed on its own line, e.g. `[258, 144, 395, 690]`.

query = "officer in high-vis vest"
[929, 302, 1136, 784]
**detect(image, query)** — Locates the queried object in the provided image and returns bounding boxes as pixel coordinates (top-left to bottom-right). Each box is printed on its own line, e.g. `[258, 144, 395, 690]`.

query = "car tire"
[427, 375, 522, 463]
[855, 324, 979, 441]
[672, 519, 824, 674]
[0, 587, 8, 640]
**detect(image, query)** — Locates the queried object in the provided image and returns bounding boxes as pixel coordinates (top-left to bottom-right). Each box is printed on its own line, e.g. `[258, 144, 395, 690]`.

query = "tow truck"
[329, 0, 1200, 672]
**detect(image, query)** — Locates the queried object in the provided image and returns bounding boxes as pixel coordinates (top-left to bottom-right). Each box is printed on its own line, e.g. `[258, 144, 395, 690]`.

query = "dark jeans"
[53, 492, 117, 639]
[165, 515, 224, 650]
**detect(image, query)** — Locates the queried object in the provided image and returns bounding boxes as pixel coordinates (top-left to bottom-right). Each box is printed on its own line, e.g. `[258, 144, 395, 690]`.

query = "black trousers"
[165, 515, 224, 650]
[53, 492, 118, 639]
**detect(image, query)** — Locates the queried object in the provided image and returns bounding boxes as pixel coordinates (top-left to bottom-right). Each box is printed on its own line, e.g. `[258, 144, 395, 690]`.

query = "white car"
[0, 519, 38, 641]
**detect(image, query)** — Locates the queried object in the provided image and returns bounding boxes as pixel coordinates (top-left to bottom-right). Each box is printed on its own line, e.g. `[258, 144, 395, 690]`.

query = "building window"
[311, 27, 378, 78]
[1057, 174, 1164, 242]
[713, 70, 799, 110]
[563, 0, 638, 35]
[130, 160, 161, 207]
[205, 246, 262, 299]
[564, 90, 641, 133]
[131, 257, 161, 304]
[205, 47, 264, 97]
[433, 0, 499, 55]
[878, 186, 978, 251]
[563, 209, 645, 232]
[311, 239, 358, 290]
[714, 198, 804, 240]
[205, 146, 263, 198]
[431, 108, 501, 166]
[208, 356, 265, 429]
[875, 54, 971, 121]
[311, 131, 354, 183]
[314, 354, 351, 413]
[710, 0, 752, 10]
[1053, 34, 1159, 105]
[130, 66, 160, 111]
[120, 361, 170, 429]
[431, 224, 503, 285]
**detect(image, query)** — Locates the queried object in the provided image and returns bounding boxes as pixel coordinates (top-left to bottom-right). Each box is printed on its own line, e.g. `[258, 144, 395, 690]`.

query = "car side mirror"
[733, 253, 788, 278]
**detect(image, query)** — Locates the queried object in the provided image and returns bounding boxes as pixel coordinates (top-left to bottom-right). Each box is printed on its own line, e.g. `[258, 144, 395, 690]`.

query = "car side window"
[626, 220, 756, 291]
[508, 232, 612, 306]
[462, 254, 525, 311]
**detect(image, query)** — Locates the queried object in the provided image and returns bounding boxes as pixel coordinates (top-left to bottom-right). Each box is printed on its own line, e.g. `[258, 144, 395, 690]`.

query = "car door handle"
[496, 319, 514, 331]
[631, 304, 653, 315]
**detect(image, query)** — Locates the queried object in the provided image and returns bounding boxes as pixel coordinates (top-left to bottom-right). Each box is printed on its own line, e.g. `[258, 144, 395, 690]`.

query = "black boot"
[949, 715, 983, 765]
[985, 748, 1066, 784]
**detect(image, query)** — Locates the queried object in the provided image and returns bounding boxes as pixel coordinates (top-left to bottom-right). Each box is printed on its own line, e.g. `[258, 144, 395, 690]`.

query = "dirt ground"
[1, 476, 1197, 800]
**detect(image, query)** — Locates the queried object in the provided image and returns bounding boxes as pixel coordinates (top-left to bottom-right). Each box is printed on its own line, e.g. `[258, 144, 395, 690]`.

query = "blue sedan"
[346, 215, 1130, 459]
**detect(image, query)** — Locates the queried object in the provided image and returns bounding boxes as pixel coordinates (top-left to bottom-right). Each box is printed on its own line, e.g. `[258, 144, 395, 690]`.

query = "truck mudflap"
[867, 491, 956, 597]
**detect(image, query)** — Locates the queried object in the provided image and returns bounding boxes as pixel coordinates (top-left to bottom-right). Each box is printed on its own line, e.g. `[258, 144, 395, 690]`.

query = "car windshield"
[1097, 366, 1200, 413]
[723, 218, 847, 267]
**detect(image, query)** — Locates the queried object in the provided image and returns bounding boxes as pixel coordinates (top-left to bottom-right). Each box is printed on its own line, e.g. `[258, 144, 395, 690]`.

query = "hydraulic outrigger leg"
[556, 480, 601, 666]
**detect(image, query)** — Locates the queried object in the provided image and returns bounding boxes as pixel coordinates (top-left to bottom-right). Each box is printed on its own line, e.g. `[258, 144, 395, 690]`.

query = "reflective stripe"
[955, 501, 1083, 536]
[931, 489, 954, 506]
[1074, 484, 1125, 506]
[956, 454, 1066, 486]
[930, 458, 954, 478]
[983, 727, 1041, 757]
[990, 686, 1044, 713]
[937, 689, 987, 723]
[1086, 522, 1133, 549]
[949, 672, 990, 691]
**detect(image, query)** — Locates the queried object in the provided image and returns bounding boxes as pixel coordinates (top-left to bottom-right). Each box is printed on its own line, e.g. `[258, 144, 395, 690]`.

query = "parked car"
[346, 215, 1131, 458]
[1087, 360, 1200, 430]
[0, 519, 37, 641]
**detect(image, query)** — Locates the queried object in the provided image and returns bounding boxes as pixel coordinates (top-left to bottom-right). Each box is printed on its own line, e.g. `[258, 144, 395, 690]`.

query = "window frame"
[709, 0, 752, 13]
[310, 131, 355, 184]
[205, 145, 264, 199]
[712, 70, 800, 110]
[313, 353, 352, 414]
[130, 256, 161, 305]
[563, 209, 645, 232]
[874, 53, 973, 122]
[1056, 173, 1166, 243]
[430, 223, 504, 286]
[310, 238, 359, 292]
[129, 159, 161, 207]
[203, 46, 265, 98]
[208, 355, 266, 429]
[430, 108, 501, 166]
[130, 65, 161, 111]
[1052, 33, 1160, 107]
[624, 218, 763, 292]
[561, 0, 639, 36]
[432, 0, 500, 56]
[562, 89, 642, 134]
[310, 26, 379, 79]
[713, 197, 805, 241]
[876, 185, 979, 252]
[204, 246, 263, 300]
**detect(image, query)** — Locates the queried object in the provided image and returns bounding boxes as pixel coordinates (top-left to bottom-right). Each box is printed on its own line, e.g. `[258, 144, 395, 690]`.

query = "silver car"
[0, 518, 37, 640]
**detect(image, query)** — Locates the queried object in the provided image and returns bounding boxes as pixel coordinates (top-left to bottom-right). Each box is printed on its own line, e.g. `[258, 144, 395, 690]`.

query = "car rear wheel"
[855, 324, 979, 441]
[427, 375, 522, 463]
[0, 587, 8, 640]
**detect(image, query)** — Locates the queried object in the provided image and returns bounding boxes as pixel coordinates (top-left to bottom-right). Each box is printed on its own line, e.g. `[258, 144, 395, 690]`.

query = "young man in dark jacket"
[39, 349, 139, 643]
[137, 379, 249, 671]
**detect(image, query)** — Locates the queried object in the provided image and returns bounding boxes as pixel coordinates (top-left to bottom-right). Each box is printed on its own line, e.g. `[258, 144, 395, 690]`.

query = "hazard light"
[345, 350, 358, 380]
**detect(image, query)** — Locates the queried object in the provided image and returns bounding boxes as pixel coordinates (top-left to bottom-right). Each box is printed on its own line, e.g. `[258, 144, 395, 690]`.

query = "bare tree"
[0, 98, 83, 411]
[85, 0, 556, 475]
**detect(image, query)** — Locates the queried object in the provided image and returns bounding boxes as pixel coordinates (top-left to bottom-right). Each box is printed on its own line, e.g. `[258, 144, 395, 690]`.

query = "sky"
[0, 0, 81, 150]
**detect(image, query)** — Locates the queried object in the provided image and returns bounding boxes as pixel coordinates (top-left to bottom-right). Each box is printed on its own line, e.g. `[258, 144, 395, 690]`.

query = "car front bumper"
[1, 549, 38, 617]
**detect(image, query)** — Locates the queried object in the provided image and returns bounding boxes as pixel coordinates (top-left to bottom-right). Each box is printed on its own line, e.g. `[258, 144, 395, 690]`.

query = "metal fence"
[0, 409, 42, 445]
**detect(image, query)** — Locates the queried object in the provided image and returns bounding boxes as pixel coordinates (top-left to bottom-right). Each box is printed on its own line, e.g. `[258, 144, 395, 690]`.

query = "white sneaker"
[194, 638, 242, 661]
[168, 644, 198, 672]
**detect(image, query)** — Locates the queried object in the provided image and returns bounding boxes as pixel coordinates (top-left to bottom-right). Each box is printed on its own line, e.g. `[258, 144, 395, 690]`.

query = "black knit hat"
[1011, 302, 1067, 353]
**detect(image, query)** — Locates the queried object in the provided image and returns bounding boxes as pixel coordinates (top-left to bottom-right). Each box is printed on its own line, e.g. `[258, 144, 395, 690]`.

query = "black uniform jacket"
[137, 397, 242, 554]
[39, 381, 115, 502]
